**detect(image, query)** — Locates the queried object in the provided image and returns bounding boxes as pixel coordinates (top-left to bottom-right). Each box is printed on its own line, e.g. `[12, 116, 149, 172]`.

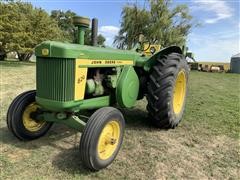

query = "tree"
[0, 2, 63, 61]
[114, 0, 194, 49]
[51, 10, 106, 46]
[84, 29, 106, 46]
[114, 4, 150, 49]
[50, 10, 76, 42]
[97, 34, 106, 46]
[0, 44, 7, 61]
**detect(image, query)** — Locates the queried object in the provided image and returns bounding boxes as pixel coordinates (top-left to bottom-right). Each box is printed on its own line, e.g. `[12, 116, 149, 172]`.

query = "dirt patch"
[6, 148, 31, 163]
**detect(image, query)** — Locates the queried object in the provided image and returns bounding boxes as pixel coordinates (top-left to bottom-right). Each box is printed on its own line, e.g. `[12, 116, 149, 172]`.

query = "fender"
[144, 45, 183, 71]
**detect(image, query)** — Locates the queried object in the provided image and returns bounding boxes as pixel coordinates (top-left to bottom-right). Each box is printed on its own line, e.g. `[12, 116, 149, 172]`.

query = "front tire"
[147, 53, 189, 129]
[7, 90, 52, 140]
[79, 107, 125, 171]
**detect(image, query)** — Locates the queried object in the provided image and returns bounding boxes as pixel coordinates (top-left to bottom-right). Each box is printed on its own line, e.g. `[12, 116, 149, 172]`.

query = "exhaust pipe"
[91, 18, 98, 46]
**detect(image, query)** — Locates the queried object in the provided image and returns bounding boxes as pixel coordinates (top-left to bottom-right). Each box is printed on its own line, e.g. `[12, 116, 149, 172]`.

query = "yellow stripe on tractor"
[76, 59, 134, 66]
[75, 60, 88, 100]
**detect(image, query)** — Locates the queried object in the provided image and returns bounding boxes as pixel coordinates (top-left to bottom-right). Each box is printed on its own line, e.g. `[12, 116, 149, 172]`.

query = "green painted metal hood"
[35, 41, 141, 61]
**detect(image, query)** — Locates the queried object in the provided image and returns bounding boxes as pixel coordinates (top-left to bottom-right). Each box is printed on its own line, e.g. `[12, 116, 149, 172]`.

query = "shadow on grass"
[121, 107, 169, 133]
[0, 124, 78, 150]
[0, 107, 161, 150]
[0, 107, 163, 174]
[51, 108, 168, 175]
[51, 108, 152, 175]
[51, 147, 93, 175]
[121, 107, 150, 127]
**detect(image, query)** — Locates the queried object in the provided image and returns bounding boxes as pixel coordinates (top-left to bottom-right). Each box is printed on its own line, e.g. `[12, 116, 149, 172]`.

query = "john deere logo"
[42, 48, 49, 56]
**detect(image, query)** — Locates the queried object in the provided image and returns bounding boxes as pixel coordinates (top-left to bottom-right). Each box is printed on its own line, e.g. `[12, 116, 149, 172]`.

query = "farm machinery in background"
[7, 16, 190, 170]
[182, 49, 228, 73]
[185, 51, 199, 70]
[184, 51, 227, 73]
[199, 64, 225, 72]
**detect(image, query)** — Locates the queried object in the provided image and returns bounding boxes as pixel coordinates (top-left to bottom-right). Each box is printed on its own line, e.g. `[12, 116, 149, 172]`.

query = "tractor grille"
[36, 57, 75, 101]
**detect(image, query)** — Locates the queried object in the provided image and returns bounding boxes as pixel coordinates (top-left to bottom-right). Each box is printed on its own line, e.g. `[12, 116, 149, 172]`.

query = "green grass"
[0, 60, 35, 67]
[0, 61, 239, 179]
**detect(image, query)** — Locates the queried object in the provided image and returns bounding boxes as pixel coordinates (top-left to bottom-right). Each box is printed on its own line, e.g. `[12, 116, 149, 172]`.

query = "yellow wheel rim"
[173, 70, 187, 114]
[22, 103, 46, 132]
[97, 120, 120, 160]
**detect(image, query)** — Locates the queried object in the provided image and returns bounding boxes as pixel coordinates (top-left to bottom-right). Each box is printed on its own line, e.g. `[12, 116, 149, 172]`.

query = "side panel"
[74, 59, 134, 101]
[75, 59, 88, 100]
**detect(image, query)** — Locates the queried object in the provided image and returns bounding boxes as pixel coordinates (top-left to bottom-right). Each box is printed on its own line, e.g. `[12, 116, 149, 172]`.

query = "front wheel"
[147, 52, 189, 129]
[79, 107, 125, 171]
[7, 90, 52, 140]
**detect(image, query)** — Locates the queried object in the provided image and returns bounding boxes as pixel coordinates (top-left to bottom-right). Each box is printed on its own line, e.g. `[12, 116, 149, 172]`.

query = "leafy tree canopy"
[50, 10, 76, 42]
[0, 1, 63, 60]
[114, 0, 195, 49]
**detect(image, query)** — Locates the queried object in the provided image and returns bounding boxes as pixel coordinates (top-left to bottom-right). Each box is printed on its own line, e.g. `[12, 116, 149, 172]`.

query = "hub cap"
[97, 120, 120, 160]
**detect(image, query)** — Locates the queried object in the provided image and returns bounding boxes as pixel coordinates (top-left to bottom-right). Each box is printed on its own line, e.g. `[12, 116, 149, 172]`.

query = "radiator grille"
[36, 57, 75, 101]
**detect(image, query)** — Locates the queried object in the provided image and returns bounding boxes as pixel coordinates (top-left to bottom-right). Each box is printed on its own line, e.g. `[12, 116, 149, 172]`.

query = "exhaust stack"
[91, 18, 98, 46]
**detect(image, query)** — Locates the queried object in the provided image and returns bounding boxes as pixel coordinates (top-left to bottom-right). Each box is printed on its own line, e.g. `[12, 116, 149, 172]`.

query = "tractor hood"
[35, 41, 141, 61]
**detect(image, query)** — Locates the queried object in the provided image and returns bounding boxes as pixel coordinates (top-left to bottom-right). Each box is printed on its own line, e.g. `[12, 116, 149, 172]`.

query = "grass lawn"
[0, 61, 239, 179]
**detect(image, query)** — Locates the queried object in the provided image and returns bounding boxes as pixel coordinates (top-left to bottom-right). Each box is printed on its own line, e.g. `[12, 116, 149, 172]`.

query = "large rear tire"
[147, 53, 189, 129]
[7, 90, 52, 140]
[79, 107, 125, 171]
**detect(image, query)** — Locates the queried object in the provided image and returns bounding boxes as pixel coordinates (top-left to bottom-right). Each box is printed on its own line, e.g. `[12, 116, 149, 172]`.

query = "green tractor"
[7, 16, 189, 170]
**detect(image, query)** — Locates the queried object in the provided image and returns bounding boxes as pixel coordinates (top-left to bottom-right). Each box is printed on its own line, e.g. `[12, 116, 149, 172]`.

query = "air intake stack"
[73, 16, 90, 45]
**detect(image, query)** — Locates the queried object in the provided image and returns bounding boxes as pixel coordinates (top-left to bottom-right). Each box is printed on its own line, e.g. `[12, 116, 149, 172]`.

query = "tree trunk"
[17, 52, 32, 61]
[0, 53, 6, 61]
[0, 48, 6, 61]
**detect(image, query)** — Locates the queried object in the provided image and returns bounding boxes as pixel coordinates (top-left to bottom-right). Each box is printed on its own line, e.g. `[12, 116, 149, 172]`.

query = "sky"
[26, 0, 239, 62]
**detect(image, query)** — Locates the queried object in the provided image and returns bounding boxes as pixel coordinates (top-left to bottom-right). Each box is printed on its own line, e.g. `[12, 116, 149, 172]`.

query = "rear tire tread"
[146, 52, 189, 129]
